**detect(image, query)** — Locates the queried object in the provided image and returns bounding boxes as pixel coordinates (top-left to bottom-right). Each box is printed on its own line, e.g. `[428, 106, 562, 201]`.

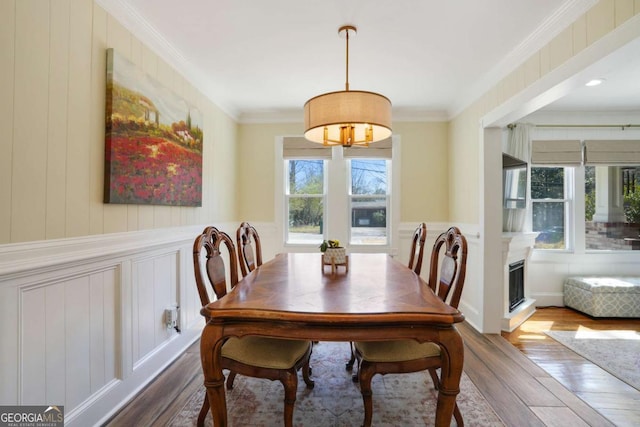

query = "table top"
[203, 252, 464, 326]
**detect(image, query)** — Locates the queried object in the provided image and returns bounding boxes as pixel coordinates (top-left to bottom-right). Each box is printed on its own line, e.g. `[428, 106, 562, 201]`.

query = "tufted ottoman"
[564, 277, 640, 318]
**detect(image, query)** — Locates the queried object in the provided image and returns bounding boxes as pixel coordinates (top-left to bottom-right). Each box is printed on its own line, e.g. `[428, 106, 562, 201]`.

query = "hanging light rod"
[303, 25, 392, 147]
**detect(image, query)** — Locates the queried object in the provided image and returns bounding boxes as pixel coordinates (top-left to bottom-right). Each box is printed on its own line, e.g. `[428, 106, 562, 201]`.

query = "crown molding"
[238, 107, 449, 124]
[237, 109, 302, 124]
[392, 108, 450, 123]
[483, 13, 640, 127]
[449, 0, 598, 119]
[96, 0, 597, 125]
[526, 109, 640, 125]
[94, 0, 240, 121]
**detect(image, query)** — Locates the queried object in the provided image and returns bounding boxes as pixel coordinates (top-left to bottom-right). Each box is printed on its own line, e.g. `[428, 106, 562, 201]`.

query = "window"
[531, 167, 571, 249]
[280, 136, 396, 249]
[584, 165, 640, 251]
[349, 159, 389, 245]
[530, 137, 640, 252]
[285, 159, 325, 244]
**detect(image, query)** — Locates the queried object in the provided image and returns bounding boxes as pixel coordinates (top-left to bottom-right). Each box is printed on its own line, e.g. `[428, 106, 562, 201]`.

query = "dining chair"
[353, 226, 468, 427]
[407, 222, 427, 275]
[193, 226, 314, 427]
[236, 221, 319, 374]
[236, 221, 263, 278]
[346, 222, 428, 373]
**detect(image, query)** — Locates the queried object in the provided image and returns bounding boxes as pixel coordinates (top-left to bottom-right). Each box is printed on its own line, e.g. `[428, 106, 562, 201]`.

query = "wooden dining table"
[199, 252, 465, 426]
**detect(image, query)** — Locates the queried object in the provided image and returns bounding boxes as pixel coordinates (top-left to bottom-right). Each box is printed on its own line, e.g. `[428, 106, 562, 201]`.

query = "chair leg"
[428, 367, 440, 390]
[345, 341, 356, 370]
[197, 392, 209, 427]
[302, 358, 315, 388]
[280, 371, 299, 427]
[429, 367, 464, 426]
[454, 403, 464, 426]
[358, 362, 375, 427]
[226, 371, 237, 390]
[309, 341, 317, 375]
[351, 351, 361, 382]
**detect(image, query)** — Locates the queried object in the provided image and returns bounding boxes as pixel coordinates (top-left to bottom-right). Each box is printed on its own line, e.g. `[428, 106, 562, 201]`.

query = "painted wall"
[237, 123, 303, 222]
[0, 0, 238, 245]
[448, 0, 640, 332]
[3, 4, 639, 420]
[0, 1, 239, 423]
[395, 122, 449, 222]
[450, 0, 640, 224]
[237, 121, 449, 223]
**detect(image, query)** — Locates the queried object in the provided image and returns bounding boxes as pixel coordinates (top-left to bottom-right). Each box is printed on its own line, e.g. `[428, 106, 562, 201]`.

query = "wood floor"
[501, 307, 640, 427]
[104, 307, 640, 426]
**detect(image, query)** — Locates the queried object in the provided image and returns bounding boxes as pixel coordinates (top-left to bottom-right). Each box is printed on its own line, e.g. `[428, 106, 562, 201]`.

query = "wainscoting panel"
[131, 252, 177, 368]
[0, 225, 217, 426]
[20, 268, 118, 410]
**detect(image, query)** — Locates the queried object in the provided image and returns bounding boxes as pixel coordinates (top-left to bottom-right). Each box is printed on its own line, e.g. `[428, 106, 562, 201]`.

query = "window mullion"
[571, 166, 583, 253]
[326, 147, 348, 244]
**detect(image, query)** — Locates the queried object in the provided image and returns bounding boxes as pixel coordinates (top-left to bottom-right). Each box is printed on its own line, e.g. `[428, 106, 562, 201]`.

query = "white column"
[592, 166, 626, 223]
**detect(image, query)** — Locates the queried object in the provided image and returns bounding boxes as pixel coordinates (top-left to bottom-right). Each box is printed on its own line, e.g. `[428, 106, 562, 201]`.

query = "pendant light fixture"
[303, 25, 392, 147]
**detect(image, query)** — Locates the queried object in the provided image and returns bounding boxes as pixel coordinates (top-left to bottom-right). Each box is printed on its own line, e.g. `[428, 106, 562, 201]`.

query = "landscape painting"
[104, 48, 203, 206]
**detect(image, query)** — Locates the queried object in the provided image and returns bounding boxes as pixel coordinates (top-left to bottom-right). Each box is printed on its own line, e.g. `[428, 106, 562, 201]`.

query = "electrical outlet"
[165, 306, 178, 330]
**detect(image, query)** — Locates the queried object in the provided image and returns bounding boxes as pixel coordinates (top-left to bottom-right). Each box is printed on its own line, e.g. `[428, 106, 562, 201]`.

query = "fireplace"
[501, 232, 537, 331]
[508, 260, 525, 312]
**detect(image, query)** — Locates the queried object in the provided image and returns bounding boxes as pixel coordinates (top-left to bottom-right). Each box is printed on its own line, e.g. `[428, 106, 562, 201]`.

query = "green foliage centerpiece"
[320, 239, 348, 275]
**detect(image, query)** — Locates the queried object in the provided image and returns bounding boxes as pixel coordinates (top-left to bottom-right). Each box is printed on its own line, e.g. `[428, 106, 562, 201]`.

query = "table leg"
[200, 324, 227, 426]
[434, 327, 464, 427]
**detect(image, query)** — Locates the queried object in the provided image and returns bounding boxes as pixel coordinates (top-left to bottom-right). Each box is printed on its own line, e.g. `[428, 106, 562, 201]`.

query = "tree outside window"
[531, 167, 566, 249]
[350, 159, 389, 245]
[286, 160, 324, 243]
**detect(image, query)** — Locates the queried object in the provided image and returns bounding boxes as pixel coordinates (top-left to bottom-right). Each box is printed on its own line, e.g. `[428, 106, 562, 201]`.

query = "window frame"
[530, 165, 574, 251]
[284, 159, 327, 245]
[347, 158, 391, 246]
[276, 137, 400, 254]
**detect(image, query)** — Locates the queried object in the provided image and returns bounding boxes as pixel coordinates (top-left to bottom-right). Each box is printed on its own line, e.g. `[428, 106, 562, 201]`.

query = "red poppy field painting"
[104, 48, 203, 206]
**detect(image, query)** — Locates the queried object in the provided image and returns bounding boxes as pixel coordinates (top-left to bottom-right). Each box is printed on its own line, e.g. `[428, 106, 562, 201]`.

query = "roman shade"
[283, 137, 332, 159]
[343, 137, 392, 159]
[531, 140, 582, 165]
[584, 140, 640, 165]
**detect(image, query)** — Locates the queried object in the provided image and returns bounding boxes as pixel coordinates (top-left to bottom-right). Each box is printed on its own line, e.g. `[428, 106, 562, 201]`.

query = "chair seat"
[223, 337, 312, 369]
[354, 340, 440, 362]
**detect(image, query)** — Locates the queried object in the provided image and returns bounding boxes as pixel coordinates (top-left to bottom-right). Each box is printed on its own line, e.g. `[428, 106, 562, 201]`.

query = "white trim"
[0, 226, 202, 280]
[0, 226, 206, 427]
[275, 136, 402, 254]
[452, 0, 597, 119]
[239, 108, 449, 124]
[95, 0, 239, 120]
[96, 0, 595, 124]
[483, 13, 640, 128]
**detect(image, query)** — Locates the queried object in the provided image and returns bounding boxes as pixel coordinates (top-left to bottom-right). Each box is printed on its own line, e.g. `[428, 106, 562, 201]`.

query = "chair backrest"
[236, 222, 263, 277]
[193, 226, 239, 318]
[427, 226, 468, 309]
[407, 223, 427, 275]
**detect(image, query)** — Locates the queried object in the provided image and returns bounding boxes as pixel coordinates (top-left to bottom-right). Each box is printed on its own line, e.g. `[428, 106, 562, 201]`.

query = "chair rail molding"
[0, 223, 238, 427]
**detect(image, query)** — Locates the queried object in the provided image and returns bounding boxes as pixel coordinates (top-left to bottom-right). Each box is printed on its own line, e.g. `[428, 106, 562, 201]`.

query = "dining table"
[199, 252, 465, 426]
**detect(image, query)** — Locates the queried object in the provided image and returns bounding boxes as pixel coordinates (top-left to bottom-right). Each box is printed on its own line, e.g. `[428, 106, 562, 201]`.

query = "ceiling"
[98, 0, 639, 123]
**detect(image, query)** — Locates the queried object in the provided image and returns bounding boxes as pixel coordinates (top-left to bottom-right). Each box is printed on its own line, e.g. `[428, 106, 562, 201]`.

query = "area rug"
[544, 329, 640, 391]
[169, 341, 504, 426]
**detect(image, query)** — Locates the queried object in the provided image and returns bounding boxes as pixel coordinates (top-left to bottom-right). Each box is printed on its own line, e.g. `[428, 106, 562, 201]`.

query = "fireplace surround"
[501, 232, 537, 331]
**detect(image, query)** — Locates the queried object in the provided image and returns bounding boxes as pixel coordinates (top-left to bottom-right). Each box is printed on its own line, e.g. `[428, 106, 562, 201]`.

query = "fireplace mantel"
[501, 232, 538, 331]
